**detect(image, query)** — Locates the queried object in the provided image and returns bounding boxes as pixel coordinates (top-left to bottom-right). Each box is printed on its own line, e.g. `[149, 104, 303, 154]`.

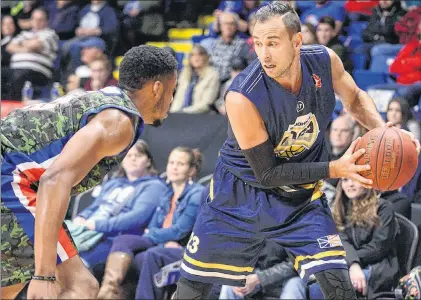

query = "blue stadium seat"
[175, 52, 184, 71]
[348, 21, 368, 38]
[353, 70, 389, 90]
[350, 53, 367, 70]
[369, 55, 394, 73]
[191, 35, 210, 44]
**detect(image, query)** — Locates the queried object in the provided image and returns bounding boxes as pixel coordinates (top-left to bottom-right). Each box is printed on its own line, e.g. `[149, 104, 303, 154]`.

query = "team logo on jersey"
[312, 74, 322, 89]
[317, 234, 343, 249]
[296, 101, 305, 113]
[274, 113, 320, 159]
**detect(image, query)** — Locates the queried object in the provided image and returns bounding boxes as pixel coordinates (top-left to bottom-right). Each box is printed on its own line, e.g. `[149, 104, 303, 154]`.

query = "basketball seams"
[375, 129, 387, 190]
[387, 128, 404, 191]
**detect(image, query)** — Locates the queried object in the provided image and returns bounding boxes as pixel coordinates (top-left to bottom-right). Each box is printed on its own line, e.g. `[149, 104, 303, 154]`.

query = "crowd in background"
[1, 0, 421, 299]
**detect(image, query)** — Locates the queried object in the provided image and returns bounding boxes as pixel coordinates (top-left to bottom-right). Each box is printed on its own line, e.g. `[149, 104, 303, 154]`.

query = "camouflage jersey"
[1, 86, 144, 194]
[0, 86, 143, 287]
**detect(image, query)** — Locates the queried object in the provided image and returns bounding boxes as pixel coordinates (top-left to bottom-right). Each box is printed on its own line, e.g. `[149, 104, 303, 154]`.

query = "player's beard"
[151, 94, 166, 127]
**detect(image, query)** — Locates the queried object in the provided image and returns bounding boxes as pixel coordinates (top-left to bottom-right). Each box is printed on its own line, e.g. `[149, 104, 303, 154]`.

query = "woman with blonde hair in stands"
[97, 146, 205, 299]
[309, 178, 399, 299]
[170, 45, 220, 114]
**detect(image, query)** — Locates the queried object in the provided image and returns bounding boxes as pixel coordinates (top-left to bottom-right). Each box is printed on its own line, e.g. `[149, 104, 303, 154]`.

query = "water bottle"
[50, 82, 61, 100]
[22, 81, 33, 101]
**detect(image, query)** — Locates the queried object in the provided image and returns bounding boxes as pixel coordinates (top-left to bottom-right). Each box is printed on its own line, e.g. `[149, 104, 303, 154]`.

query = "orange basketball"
[354, 127, 418, 191]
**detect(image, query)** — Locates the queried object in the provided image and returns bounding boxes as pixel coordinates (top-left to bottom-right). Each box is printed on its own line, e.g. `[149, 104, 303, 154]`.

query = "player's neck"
[274, 60, 302, 96]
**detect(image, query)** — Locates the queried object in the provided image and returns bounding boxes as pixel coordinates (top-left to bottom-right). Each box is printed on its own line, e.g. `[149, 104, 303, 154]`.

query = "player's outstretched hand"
[330, 137, 373, 188]
[385, 122, 421, 154]
[27, 279, 60, 299]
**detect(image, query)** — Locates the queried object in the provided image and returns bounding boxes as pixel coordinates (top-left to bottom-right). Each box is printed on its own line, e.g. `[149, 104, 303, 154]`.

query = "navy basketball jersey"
[219, 45, 336, 199]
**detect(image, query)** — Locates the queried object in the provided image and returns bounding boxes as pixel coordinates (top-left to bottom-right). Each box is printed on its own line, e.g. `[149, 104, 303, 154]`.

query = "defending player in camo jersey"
[1, 45, 177, 299]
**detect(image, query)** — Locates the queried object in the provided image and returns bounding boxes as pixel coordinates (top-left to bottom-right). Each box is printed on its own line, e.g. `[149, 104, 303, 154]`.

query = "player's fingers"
[385, 122, 394, 127]
[351, 174, 373, 187]
[350, 148, 366, 162]
[346, 137, 361, 155]
[354, 164, 371, 173]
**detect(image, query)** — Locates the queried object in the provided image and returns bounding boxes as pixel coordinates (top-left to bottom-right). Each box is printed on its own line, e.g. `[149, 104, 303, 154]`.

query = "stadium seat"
[369, 54, 395, 73]
[350, 53, 367, 70]
[198, 15, 215, 28]
[395, 214, 419, 276]
[353, 70, 389, 90]
[146, 42, 193, 54]
[114, 56, 123, 67]
[168, 28, 204, 40]
[192, 35, 211, 44]
[348, 21, 368, 38]
[175, 52, 185, 70]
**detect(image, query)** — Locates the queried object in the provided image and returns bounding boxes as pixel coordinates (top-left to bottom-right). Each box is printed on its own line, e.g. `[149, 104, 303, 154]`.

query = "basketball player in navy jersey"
[174, 3, 420, 300]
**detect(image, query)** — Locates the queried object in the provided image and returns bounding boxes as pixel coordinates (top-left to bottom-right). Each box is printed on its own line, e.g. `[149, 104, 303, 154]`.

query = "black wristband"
[32, 275, 56, 282]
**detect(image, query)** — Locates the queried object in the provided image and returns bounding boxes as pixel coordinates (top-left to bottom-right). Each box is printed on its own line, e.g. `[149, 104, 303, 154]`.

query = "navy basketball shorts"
[180, 161, 347, 287]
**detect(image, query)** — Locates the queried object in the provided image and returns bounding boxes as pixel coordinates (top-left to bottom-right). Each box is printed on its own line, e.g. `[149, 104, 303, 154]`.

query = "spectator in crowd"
[62, 0, 118, 70]
[212, 0, 260, 35]
[310, 178, 399, 299]
[124, 182, 210, 300]
[361, 0, 406, 58]
[47, 0, 80, 41]
[68, 140, 166, 268]
[316, 16, 353, 73]
[301, 22, 318, 45]
[386, 97, 421, 141]
[12, 0, 42, 30]
[344, 0, 378, 21]
[119, 0, 165, 54]
[390, 20, 421, 85]
[394, 6, 421, 45]
[164, 0, 202, 28]
[246, 12, 257, 62]
[170, 45, 220, 114]
[379, 189, 411, 218]
[84, 56, 117, 91]
[1, 15, 20, 99]
[323, 115, 356, 204]
[97, 147, 204, 299]
[402, 152, 421, 198]
[215, 57, 248, 116]
[219, 243, 306, 300]
[201, 12, 250, 83]
[66, 73, 84, 94]
[329, 115, 356, 162]
[65, 37, 106, 88]
[6, 8, 58, 100]
[300, 0, 346, 35]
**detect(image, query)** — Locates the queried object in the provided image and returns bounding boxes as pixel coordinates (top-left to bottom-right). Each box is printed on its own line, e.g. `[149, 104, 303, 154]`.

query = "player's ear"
[152, 81, 164, 100]
[294, 32, 303, 48]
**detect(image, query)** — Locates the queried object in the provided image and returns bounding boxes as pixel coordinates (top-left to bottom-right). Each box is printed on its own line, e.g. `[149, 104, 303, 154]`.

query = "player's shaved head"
[254, 2, 301, 39]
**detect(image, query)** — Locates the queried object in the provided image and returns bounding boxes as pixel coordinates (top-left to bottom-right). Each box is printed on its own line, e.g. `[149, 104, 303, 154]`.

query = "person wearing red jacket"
[344, 0, 378, 16]
[390, 22, 421, 85]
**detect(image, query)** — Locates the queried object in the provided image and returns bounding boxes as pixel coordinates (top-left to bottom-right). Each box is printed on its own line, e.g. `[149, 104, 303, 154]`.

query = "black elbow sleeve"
[242, 139, 330, 187]
[242, 139, 279, 185]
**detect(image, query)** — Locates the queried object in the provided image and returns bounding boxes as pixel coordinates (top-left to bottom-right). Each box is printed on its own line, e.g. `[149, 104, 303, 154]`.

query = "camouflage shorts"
[1, 203, 34, 287]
